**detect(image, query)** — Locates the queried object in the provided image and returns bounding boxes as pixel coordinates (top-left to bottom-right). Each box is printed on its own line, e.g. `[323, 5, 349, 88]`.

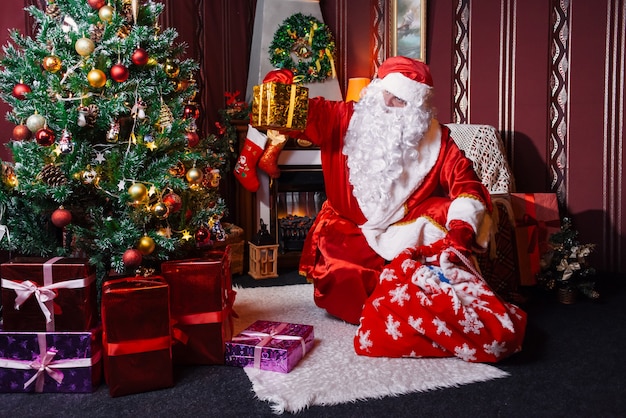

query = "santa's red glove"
[444, 220, 476, 261]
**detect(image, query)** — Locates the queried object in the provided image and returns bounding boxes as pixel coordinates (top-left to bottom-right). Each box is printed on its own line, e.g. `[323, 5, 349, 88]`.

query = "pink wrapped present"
[0, 327, 102, 393]
[225, 320, 314, 373]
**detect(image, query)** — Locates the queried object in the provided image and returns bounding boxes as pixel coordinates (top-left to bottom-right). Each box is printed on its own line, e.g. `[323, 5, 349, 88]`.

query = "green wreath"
[269, 13, 336, 84]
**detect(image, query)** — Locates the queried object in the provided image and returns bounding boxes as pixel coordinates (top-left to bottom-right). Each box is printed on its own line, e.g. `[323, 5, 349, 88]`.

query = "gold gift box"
[251, 81, 308, 131]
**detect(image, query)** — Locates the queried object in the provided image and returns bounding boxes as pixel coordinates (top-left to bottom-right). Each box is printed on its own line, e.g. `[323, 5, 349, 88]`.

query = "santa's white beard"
[343, 82, 434, 219]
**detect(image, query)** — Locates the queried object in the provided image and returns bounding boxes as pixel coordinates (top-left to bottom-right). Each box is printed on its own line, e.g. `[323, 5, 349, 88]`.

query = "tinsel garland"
[269, 13, 336, 84]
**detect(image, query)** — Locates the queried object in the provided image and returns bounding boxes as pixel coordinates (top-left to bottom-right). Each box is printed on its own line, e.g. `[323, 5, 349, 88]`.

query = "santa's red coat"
[298, 98, 491, 322]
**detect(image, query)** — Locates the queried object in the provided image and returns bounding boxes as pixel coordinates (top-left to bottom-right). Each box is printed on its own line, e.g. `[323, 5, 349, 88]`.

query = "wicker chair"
[446, 123, 515, 193]
[445, 123, 523, 302]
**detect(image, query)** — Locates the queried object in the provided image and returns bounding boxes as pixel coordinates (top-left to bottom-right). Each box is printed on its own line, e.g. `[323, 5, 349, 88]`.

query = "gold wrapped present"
[251, 81, 308, 131]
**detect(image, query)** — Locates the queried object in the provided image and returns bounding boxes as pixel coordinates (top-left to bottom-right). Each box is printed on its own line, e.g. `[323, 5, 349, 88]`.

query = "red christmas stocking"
[233, 125, 267, 192]
[258, 130, 288, 179]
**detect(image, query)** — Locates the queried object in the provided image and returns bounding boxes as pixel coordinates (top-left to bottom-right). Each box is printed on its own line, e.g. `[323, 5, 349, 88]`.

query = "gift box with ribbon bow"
[0, 257, 97, 332]
[225, 320, 314, 373]
[0, 326, 102, 393]
[251, 69, 309, 131]
[161, 248, 237, 365]
[510, 193, 561, 286]
[101, 276, 173, 397]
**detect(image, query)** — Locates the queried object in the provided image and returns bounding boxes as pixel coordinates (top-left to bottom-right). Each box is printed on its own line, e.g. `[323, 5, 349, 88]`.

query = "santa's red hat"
[377, 56, 433, 103]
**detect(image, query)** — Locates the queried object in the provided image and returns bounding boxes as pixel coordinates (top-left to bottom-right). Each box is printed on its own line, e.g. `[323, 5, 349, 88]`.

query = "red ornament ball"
[35, 128, 56, 146]
[162, 192, 182, 213]
[195, 227, 212, 247]
[87, 0, 106, 9]
[110, 63, 129, 82]
[183, 104, 200, 120]
[12, 124, 32, 141]
[185, 131, 200, 148]
[131, 48, 149, 66]
[12, 83, 31, 100]
[122, 249, 143, 268]
[51, 207, 72, 228]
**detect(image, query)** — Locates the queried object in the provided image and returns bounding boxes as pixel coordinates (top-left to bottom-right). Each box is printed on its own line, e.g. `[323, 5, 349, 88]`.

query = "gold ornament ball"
[87, 69, 107, 88]
[164, 59, 180, 78]
[138, 236, 156, 255]
[98, 5, 114, 22]
[42, 55, 62, 73]
[185, 167, 204, 184]
[75, 37, 95, 56]
[153, 202, 170, 219]
[128, 183, 148, 203]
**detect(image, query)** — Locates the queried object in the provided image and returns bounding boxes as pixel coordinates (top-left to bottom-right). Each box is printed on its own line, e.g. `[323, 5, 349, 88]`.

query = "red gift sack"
[161, 248, 236, 365]
[101, 276, 173, 397]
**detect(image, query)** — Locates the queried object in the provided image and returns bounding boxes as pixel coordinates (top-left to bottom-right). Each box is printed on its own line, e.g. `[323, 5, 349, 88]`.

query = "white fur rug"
[232, 284, 508, 414]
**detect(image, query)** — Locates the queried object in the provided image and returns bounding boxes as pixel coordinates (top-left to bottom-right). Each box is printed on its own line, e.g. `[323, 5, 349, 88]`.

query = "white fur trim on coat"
[446, 196, 491, 250]
[362, 217, 447, 261]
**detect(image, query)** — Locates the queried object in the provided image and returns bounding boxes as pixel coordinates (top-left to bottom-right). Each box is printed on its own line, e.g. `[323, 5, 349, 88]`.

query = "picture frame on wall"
[390, 0, 427, 61]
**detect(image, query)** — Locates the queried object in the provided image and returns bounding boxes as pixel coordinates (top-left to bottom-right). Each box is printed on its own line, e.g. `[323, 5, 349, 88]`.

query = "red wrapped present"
[0, 327, 102, 393]
[101, 276, 173, 397]
[161, 248, 237, 365]
[1, 257, 97, 332]
[510, 193, 561, 286]
[225, 320, 315, 373]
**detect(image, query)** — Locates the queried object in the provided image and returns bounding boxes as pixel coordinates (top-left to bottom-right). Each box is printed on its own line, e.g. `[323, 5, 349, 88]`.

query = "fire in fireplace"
[270, 167, 326, 253]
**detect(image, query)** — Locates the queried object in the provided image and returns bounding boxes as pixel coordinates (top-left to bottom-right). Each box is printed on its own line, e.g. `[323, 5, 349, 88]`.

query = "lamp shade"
[345, 77, 371, 102]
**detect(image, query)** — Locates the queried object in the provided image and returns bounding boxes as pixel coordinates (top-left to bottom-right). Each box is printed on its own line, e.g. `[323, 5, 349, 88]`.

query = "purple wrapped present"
[0, 327, 102, 393]
[225, 320, 314, 373]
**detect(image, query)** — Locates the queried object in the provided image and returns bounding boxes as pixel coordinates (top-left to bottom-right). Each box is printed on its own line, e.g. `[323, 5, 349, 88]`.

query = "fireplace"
[270, 167, 326, 254]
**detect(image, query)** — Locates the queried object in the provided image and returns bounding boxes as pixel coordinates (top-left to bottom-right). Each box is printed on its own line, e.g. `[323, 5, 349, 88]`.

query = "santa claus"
[236, 57, 527, 362]
[287, 56, 492, 324]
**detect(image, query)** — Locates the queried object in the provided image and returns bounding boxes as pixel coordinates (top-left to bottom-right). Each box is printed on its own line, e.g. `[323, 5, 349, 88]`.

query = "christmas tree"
[0, 0, 230, 285]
